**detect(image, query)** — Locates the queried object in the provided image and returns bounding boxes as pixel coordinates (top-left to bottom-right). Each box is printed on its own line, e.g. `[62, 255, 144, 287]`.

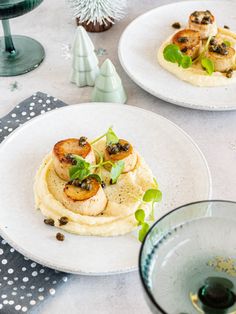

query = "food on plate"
[158, 10, 236, 86]
[63, 177, 107, 215]
[188, 10, 217, 39]
[52, 137, 95, 181]
[56, 232, 65, 241]
[104, 139, 138, 173]
[172, 22, 181, 29]
[172, 29, 201, 59]
[206, 37, 236, 72]
[34, 127, 162, 239]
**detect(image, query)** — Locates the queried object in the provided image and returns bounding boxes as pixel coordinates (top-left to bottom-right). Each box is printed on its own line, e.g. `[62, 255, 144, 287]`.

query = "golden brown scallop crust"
[206, 46, 236, 72]
[189, 10, 215, 25]
[64, 178, 100, 202]
[172, 29, 201, 59]
[53, 138, 92, 163]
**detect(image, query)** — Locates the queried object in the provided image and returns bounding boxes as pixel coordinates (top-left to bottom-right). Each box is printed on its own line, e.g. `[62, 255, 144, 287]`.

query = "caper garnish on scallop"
[104, 139, 138, 173]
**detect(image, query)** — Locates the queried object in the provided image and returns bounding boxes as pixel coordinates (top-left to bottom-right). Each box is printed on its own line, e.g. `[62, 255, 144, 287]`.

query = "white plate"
[119, 0, 236, 111]
[0, 104, 211, 275]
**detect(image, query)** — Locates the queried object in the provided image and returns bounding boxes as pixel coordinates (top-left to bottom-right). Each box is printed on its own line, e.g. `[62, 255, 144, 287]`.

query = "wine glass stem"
[2, 20, 16, 54]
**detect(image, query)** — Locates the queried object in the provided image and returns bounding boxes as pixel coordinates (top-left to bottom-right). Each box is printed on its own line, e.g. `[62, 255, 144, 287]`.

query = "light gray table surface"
[1, 0, 236, 313]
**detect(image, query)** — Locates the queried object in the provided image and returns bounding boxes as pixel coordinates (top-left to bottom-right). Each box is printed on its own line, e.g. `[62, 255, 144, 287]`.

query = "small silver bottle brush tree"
[67, 0, 127, 32]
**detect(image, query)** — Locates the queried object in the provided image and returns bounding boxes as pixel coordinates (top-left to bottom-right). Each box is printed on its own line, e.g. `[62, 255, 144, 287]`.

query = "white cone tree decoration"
[92, 59, 127, 103]
[67, 0, 126, 32]
[71, 26, 99, 87]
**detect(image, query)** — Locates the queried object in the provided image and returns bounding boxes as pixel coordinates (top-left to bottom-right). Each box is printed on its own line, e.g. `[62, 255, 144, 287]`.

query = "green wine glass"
[0, 0, 45, 76]
[139, 200, 236, 314]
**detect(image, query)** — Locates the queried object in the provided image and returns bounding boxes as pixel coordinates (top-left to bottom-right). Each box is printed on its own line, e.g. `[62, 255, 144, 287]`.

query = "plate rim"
[118, 0, 236, 111]
[0, 103, 212, 275]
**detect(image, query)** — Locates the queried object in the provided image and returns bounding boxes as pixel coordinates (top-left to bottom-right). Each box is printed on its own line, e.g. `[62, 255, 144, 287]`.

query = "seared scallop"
[206, 38, 236, 72]
[104, 139, 137, 173]
[52, 137, 96, 181]
[188, 10, 217, 39]
[172, 29, 201, 59]
[63, 178, 107, 215]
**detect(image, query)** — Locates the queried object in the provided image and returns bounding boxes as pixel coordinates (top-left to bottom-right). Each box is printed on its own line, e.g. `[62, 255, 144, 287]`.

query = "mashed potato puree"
[34, 140, 155, 236]
[158, 28, 236, 87]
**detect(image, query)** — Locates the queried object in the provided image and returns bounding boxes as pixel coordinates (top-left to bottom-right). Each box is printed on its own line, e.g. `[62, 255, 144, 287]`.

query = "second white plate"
[0, 104, 211, 274]
[119, 0, 236, 110]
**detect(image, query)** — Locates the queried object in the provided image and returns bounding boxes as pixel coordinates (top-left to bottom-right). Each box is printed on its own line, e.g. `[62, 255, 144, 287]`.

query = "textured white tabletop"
[1, 0, 236, 313]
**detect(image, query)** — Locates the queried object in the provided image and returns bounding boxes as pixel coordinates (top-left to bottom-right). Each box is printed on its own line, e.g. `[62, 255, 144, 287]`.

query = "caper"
[122, 143, 130, 151]
[177, 37, 188, 43]
[59, 216, 69, 226]
[226, 69, 233, 78]
[56, 232, 65, 241]
[44, 218, 55, 226]
[79, 136, 87, 147]
[172, 22, 181, 29]
[72, 179, 81, 187]
[202, 16, 210, 24]
[81, 180, 92, 191]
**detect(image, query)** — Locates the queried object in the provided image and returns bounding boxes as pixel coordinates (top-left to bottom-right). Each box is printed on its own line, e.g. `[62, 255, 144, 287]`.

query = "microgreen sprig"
[90, 126, 119, 146]
[110, 160, 125, 184]
[106, 127, 119, 145]
[164, 36, 217, 75]
[93, 145, 125, 184]
[135, 209, 150, 242]
[163, 44, 192, 69]
[135, 178, 162, 242]
[69, 156, 91, 181]
[143, 188, 162, 221]
[201, 57, 214, 75]
[193, 35, 215, 75]
[68, 152, 124, 185]
[90, 127, 124, 183]
[193, 35, 212, 64]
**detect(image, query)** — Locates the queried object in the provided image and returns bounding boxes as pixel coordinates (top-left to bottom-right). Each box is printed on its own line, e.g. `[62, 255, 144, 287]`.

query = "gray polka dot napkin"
[0, 92, 69, 313]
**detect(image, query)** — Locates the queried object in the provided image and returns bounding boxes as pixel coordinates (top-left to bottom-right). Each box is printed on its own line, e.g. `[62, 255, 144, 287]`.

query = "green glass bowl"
[139, 200, 236, 314]
[0, 0, 45, 76]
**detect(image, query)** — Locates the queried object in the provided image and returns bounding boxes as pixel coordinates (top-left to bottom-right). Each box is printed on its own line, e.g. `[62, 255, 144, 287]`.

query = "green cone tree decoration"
[71, 26, 99, 87]
[92, 59, 127, 103]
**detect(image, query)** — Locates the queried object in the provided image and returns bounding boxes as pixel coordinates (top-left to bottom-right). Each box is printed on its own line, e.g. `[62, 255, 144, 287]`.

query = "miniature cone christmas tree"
[91, 59, 127, 103]
[71, 26, 99, 87]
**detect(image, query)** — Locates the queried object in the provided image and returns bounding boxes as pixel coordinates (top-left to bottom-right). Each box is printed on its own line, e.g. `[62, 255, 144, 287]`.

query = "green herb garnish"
[87, 174, 102, 184]
[110, 160, 125, 184]
[181, 55, 193, 68]
[223, 40, 231, 47]
[89, 127, 124, 184]
[143, 188, 162, 221]
[68, 155, 102, 183]
[201, 57, 215, 75]
[69, 156, 91, 181]
[68, 149, 124, 185]
[135, 209, 145, 225]
[135, 209, 150, 242]
[139, 222, 150, 242]
[135, 178, 162, 242]
[106, 127, 119, 145]
[90, 127, 119, 146]
[194, 36, 215, 75]
[163, 44, 192, 68]
[164, 36, 217, 75]
[143, 189, 162, 203]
